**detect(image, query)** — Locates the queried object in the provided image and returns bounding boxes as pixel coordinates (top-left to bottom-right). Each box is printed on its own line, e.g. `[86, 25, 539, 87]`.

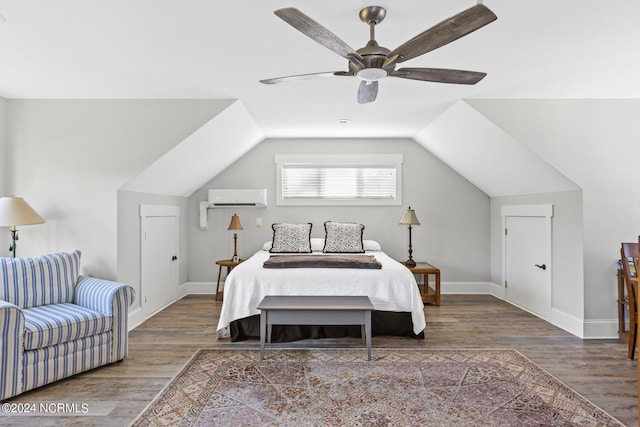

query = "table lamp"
[399, 206, 420, 267]
[0, 196, 45, 258]
[228, 213, 243, 262]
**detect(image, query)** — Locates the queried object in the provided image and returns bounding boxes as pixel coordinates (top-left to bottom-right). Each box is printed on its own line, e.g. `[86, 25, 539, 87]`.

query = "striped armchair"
[0, 250, 135, 400]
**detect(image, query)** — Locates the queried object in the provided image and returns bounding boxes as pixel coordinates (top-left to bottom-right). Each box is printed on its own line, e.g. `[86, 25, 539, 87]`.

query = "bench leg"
[365, 310, 371, 361]
[260, 310, 266, 360]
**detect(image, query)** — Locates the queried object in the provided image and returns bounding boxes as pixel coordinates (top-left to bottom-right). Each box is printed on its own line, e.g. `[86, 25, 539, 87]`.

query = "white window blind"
[275, 154, 403, 206]
[282, 165, 396, 199]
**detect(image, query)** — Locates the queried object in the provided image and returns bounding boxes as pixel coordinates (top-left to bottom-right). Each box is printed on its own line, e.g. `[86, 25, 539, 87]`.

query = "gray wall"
[5, 97, 634, 337]
[3, 99, 227, 276]
[490, 190, 584, 327]
[471, 99, 640, 335]
[187, 138, 491, 284]
[0, 97, 5, 198]
[117, 190, 189, 314]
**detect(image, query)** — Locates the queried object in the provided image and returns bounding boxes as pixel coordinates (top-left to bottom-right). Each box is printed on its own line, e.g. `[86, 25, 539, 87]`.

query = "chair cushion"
[22, 303, 112, 351]
[1, 250, 81, 309]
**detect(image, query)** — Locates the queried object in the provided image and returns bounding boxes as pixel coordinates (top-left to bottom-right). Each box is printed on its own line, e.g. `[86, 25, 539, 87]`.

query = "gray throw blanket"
[263, 254, 382, 269]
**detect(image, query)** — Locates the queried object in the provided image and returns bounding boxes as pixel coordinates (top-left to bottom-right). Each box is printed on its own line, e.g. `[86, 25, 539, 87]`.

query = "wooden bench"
[257, 295, 374, 360]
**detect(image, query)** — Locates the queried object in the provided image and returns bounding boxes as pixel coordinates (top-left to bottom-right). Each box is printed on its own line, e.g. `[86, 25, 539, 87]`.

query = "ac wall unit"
[208, 188, 267, 208]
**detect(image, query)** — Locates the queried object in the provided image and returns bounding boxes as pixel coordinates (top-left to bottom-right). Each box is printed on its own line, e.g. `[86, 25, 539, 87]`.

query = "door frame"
[140, 204, 180, 319]
[501, 204, 553, 318]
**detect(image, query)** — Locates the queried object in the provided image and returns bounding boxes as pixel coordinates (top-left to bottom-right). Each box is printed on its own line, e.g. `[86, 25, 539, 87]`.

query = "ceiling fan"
[260, 4, 497, 104]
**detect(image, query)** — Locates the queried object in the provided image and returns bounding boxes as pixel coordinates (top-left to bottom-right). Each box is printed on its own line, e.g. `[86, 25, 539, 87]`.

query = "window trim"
[275, 154, 403, 206]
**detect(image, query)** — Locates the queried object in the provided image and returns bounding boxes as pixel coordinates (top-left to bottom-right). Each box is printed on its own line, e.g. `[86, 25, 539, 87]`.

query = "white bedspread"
[216, 250, 426, 337]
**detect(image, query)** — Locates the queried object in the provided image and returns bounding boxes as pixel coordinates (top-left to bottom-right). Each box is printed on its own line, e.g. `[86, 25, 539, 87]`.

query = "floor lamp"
[399, 206, 420, 268]
[0, 196, 45, 258]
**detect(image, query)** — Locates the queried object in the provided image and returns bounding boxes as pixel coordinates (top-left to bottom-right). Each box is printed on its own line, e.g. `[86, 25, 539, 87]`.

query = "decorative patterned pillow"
[270, 223, 313, 253]
[323, 221, 365, 253]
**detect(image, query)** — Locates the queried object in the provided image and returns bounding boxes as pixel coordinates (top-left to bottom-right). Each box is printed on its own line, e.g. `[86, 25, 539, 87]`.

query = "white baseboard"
[181, 280, 496, 296]
[444, 281, 614, 339]
[127, 307, 144, 331]
[441, 281, 493, 294]
[177, 282, 190, 299]
[143, 281, 617, 340]
[582, 318, 619, 339]
[127, 283, 214, 331]
[489, 282, 506, 299]
[182, 281, 216, 294]
[551, 307, 585, 338]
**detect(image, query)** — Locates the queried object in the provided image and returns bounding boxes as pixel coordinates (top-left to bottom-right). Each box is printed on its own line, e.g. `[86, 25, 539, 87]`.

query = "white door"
[140, 205, 179, 318]
[505, 215, 551, 319]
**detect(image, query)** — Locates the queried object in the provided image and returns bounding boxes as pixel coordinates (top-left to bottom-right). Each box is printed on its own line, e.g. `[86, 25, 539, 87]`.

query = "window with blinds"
[275, 154, 402, 206]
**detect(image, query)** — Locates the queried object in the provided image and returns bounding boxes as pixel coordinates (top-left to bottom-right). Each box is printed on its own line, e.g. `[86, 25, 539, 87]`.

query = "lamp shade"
[399, 207, 420, 226]
[0, 196, 45, 228]
[227, 213, 243, 231]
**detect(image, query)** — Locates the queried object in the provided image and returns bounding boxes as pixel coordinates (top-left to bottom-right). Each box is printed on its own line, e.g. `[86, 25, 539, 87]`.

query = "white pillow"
[363, 240, 381, 251]
[311, 238, 325, 252]
[265, 239, 381, 251]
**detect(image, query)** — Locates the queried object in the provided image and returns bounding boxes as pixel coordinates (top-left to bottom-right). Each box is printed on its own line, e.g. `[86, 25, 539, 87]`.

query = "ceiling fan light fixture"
[264, 5, 497, 102]
[357, 67, 387, 82]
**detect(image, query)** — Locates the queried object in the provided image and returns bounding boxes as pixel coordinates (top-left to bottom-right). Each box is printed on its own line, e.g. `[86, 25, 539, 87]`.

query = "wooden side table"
[215, 259, 243, 301]
[405, 262, 441, 306]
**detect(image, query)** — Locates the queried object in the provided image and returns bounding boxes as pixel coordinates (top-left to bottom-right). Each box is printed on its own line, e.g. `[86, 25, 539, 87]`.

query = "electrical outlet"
[256, 217, 262, 228]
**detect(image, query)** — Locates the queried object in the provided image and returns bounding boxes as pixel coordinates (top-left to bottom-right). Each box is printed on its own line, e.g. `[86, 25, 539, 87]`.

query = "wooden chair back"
[620, 242, 638, 359]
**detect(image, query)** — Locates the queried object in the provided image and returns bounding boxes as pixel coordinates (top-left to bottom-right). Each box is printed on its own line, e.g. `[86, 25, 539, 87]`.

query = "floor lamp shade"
[0, 196, 45, 257]
[0, 196, 45, 227]
[399, 206, 420, 268]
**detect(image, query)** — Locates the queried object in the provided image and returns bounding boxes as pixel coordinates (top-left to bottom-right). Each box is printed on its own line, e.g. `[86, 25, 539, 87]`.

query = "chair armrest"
[0, 299, 25, 400]
[75, 276, 136, 361]
[75, 275, 135, 314]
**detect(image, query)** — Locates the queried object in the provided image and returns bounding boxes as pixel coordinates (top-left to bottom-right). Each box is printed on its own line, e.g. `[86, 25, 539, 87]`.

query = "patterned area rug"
[132, 348, 622, 427]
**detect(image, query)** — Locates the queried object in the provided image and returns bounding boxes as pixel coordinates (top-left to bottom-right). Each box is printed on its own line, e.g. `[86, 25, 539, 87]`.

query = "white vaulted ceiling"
[414, 101, 579, 197]
[0, 1, 638, 196]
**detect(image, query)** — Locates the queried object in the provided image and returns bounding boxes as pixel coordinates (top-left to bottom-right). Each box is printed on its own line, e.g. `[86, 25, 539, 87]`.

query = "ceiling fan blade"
[357, 81, 378, 104]
[391, 68, 487, 85]
[275, 8, 362, 62]
[260, 71, 345, 85]
[388, 4, 497, 64]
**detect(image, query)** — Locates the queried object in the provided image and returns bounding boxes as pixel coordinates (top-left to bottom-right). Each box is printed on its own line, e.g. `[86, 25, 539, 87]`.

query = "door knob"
[172, 255, 178, 261]
[535, 264, 546, 270]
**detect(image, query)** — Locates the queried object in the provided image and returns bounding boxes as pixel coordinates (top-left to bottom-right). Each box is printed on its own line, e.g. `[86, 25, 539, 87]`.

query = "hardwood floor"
[2, 294, 637, 426]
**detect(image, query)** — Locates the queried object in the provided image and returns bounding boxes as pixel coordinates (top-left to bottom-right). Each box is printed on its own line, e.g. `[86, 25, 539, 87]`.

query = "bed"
[216, 228, 426, 342]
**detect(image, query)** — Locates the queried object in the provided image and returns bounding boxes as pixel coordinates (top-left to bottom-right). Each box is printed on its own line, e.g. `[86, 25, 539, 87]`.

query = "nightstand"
[215, 259, 243, 301]
[404, 262, 441, 306]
